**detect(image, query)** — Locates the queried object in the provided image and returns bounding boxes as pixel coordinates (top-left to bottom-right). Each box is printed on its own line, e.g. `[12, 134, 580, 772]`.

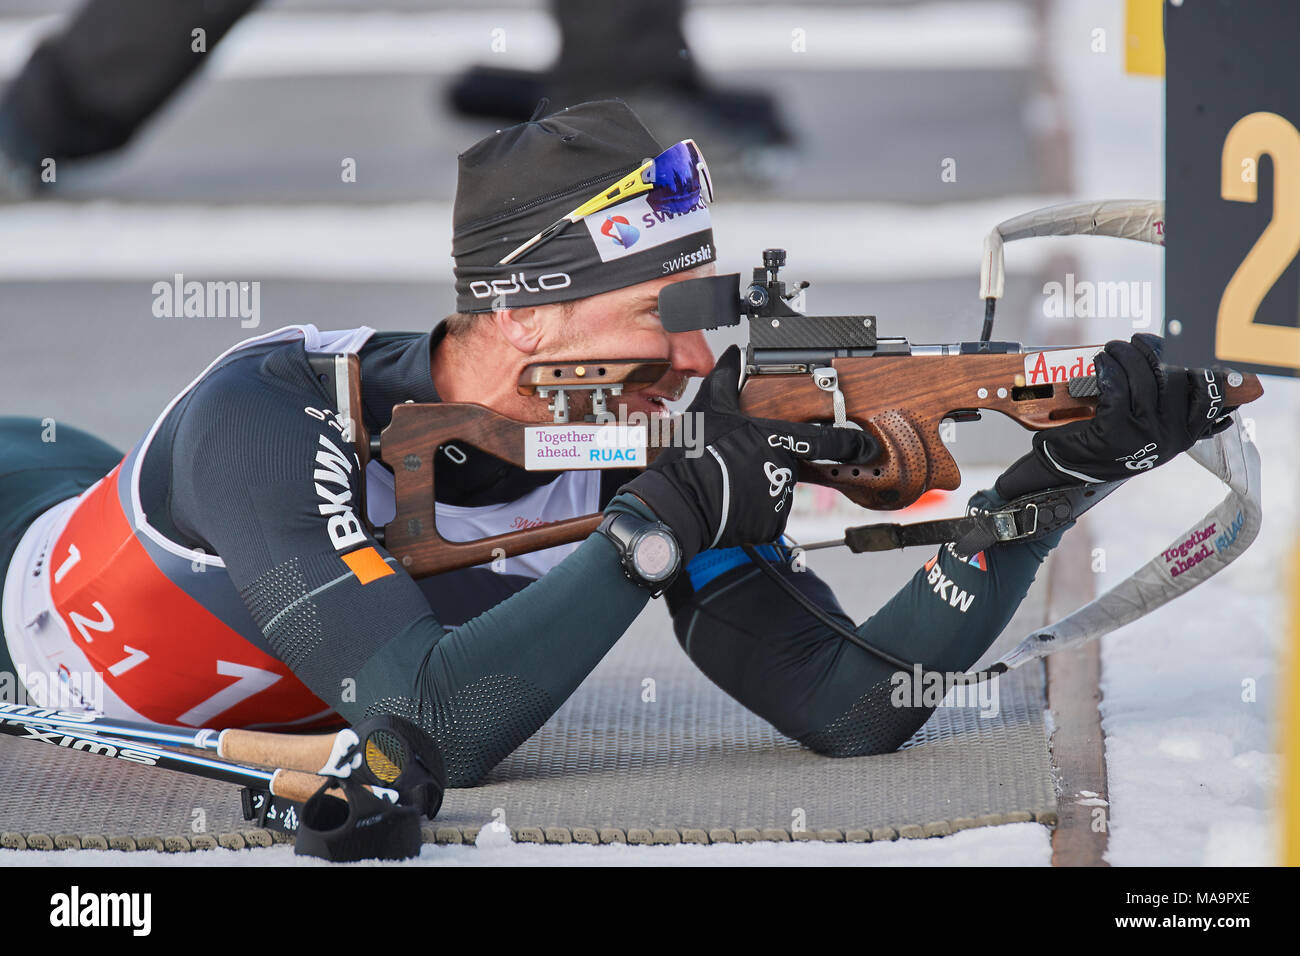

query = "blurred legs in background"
[448, 0, 792, 179]
[0, 0, 260, 199]
[0, 0, 793, 201]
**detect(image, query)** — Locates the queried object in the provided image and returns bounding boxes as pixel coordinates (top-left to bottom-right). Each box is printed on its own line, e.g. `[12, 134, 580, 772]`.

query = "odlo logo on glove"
[764, 460, 793, 508]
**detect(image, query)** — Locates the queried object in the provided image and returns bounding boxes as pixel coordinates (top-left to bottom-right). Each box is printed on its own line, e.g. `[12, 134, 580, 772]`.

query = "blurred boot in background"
[448, 0, 793, 188]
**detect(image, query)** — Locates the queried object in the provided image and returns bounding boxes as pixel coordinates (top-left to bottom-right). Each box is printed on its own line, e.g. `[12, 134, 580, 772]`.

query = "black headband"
[451, 99, 715, 312]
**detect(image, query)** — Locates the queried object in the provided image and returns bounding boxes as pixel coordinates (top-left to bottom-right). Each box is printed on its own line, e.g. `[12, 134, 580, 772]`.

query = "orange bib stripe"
[341, 546, 395, 585]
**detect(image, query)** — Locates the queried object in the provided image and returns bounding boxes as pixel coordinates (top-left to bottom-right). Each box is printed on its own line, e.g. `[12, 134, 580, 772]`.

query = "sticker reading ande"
[524, 424, 647, 470]
[1023, 347, 1100, 386]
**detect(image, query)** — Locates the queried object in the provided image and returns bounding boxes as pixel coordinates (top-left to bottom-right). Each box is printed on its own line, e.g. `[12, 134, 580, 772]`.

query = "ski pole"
[0, 710, 334, 803]
[0, 702, 340, 774]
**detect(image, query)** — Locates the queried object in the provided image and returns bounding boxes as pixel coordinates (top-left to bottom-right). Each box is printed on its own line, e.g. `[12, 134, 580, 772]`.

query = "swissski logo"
[583, 195, 711, 262]
[600, 215, 640, 249]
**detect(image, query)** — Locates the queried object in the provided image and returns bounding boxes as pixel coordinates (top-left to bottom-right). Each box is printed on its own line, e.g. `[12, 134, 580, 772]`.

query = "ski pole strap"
[994, 415, 1261, 670]
[242, 788, 304, 834]
[839, 481, 1125, 557]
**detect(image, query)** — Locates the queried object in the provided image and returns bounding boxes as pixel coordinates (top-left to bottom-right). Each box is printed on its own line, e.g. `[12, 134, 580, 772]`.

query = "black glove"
[620, 346, 879, 561]
[996, 333, 1236, 500]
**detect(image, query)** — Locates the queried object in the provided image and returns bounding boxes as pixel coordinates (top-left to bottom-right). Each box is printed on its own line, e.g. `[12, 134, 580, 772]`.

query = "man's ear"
[492, 307, 545, 355]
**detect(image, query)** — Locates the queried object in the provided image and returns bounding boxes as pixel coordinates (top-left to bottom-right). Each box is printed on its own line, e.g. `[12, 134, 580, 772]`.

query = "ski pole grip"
[269, 769, 332, 803]
[270, 769, 390, 804]
[219, 730, 340, 774]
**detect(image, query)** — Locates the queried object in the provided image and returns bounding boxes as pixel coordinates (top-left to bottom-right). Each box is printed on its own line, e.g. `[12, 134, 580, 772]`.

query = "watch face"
[633, 531, 677, 581]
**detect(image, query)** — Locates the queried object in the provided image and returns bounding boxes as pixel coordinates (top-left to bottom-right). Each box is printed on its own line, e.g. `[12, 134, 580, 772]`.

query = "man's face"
[536, 265, 716, 420]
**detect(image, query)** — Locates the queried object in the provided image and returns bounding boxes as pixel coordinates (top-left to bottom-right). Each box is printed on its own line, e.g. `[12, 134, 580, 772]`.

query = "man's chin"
[614, 396, 672, 421]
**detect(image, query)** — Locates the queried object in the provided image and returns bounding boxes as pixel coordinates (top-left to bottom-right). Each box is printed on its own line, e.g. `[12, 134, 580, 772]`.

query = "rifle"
[371, 200, 1263, 581]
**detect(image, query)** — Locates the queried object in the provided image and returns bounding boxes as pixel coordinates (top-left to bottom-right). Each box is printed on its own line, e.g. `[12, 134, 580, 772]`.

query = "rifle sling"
[838, 481, 1126, 557]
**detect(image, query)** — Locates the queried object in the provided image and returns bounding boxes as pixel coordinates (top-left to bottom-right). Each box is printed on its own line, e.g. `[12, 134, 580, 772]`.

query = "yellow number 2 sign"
[1217, 112, 1300, 368]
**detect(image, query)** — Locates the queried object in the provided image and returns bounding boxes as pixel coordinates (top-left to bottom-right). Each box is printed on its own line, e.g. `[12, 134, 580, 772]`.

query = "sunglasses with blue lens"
[498, 139, 713, 266]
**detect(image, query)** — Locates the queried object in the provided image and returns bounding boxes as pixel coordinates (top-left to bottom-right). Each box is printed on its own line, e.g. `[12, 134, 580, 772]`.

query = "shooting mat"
[0, 548, 1058, 851]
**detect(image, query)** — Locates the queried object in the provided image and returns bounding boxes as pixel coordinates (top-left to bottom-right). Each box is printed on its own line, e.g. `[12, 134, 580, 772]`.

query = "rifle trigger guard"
[812, 367, 848, 427]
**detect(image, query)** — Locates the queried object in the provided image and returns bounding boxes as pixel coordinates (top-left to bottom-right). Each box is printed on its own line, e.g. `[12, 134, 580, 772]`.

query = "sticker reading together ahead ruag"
[523, 425, 647, 471]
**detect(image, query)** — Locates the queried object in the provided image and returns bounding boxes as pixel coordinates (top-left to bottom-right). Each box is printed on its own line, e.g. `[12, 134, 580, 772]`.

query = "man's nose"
[667, 330, 714, 379]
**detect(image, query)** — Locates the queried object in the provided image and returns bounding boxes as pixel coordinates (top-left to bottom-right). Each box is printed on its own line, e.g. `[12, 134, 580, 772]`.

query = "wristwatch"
[597, 512, 682, 595]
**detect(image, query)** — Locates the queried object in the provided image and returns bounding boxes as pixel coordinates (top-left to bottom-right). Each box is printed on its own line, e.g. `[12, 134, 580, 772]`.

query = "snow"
[474, 821, 513, 849]
[1048, 0, 1296, 867]
[0, 821, 1050, 868]
[1092, 405, 1292, 866]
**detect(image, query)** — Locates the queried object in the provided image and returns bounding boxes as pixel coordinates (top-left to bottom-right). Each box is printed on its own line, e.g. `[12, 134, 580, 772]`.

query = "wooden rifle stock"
[376, 353, 1263, 579]
[381, 403, 612, 578]
[744, 354, 1259, 510]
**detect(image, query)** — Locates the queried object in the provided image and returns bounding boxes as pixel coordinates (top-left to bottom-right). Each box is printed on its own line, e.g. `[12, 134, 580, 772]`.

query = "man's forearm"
[850, 487, 1071, 674]
[665, 487, 1073, 756]
[347, 496, 656, 787]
